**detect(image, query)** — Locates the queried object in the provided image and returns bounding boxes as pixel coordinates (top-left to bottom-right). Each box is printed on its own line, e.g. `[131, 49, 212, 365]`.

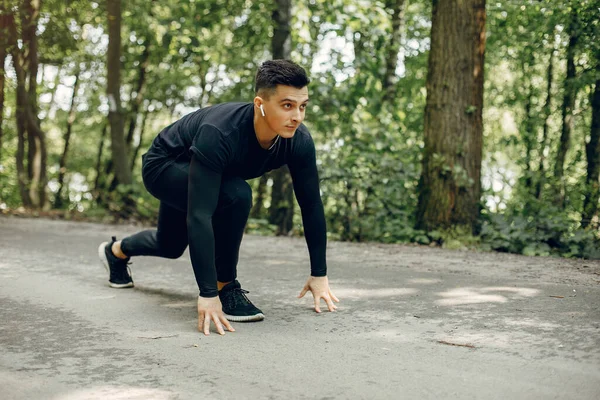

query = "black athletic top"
[143, 102, 327, 297]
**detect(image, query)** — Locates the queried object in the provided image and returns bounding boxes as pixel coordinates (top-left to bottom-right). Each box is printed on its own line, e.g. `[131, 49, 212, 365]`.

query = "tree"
[382, 0, 407, 104]
[535, 42, 556, 200]
[54, 69, 79, 208]
[106, 0, 132, 186]
[0, 2, 8, 165]
[268, 0, 295, 235]
[553, 7, 579, 206]
[582, 73, 600, 228]
[416, 0, 486, 233]
[5, 0, 48, 208]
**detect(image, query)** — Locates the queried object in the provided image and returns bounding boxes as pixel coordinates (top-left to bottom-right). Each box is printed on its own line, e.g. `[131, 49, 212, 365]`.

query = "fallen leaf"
[436, 340, 476, 349]
[137, 334, 179, 340]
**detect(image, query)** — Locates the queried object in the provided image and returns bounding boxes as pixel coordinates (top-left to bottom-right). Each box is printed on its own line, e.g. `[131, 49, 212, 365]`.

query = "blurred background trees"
[0, 0, 599, 258]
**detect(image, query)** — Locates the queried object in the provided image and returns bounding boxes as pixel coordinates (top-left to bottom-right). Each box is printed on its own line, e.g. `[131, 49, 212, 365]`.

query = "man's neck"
[253, 109, 279, 149]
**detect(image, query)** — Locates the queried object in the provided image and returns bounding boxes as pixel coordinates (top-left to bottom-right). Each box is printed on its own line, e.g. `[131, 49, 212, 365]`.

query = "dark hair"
[255, 60, 310, 96]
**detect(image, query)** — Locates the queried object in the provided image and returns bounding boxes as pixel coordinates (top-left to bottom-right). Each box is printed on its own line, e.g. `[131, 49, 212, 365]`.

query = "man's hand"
[298, 276, 340, 313]
[197, 296, 235, 336]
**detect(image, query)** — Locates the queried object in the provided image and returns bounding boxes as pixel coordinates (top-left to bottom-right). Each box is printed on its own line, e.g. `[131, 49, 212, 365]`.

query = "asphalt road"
[1, 216, 599, 400]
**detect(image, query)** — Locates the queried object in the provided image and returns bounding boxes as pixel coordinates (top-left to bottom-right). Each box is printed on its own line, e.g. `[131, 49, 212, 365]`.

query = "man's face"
[260, 85, 309, 138]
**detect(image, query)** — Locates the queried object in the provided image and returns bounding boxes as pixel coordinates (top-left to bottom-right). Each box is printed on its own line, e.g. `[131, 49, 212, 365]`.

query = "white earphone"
[260, 104, 266, 117]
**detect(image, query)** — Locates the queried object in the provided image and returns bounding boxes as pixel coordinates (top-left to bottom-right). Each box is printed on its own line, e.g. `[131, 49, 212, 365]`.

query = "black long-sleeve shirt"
[142, 102, 327, 297]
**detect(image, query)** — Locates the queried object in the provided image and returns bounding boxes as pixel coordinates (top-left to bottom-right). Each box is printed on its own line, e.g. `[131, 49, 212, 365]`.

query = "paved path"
[1, 216, 599, 399]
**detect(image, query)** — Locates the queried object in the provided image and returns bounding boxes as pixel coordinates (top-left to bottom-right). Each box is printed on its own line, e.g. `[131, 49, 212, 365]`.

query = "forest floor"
[1, 216, 599, 399]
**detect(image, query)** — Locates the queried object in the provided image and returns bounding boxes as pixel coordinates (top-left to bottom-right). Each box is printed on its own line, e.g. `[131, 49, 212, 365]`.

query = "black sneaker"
[97, 236, 134, 288]
[219, 280, 264, 322]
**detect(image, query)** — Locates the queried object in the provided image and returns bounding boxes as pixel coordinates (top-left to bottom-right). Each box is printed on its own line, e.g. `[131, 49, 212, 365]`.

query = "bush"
[479, 207, 600, 259]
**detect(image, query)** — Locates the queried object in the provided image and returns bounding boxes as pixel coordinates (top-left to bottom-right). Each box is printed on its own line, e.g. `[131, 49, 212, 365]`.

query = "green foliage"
[1, 0, 599, 262]
[245, 218, 278, 236]
[480, 206, 600, 259]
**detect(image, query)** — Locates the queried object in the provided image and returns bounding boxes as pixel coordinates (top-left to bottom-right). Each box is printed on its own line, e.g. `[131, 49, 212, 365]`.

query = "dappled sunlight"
[503, 318, 561, 330]
[435, 286, 539, 306]
[334, 287, 419, 299]
[437, 288, 507, 305]
[479, 287, 538, 296]
[406, 278, 441, 285]
[435, 329, 565, 351]
[133, 285, 196, 302]
[264, 259, 295, 265]
[54, 386, 175, 400]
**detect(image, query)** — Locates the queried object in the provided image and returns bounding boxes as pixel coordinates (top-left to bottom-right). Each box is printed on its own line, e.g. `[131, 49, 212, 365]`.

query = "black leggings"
[120, 159, 251, 284]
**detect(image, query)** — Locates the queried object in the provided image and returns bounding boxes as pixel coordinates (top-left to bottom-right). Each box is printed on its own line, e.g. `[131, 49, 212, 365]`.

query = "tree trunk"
[54, 71, 79, 208]
[6, 9, 31, 206]
[94, 123, 108, 194]
[382, 0, 406, 103]
[130, 107, 149, 171]
[554, 9, 578, 206]
[125, 43, 149, 152]
[522, 58, 535, 191]
[272, 0, 291, 60]
[415, 0, 486, 233]
[536, 45, 555, 200]
[107, 0, 132, 186]
[19, 0, 47, 208]
[269, 167, 295, 234]
[268, 0, 294, 235]
[342, 182, 352, 241]
[0, 26, 6, 165]
[250, 175, 268, 218]
[582, 75, 600, 228]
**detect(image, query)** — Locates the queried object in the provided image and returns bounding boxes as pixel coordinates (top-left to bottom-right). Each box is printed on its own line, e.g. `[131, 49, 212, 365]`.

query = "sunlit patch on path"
[436, 286, 539, 306]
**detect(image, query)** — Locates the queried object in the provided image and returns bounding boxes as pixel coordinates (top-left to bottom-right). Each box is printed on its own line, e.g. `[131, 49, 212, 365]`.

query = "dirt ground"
[1, 216, 599, 399]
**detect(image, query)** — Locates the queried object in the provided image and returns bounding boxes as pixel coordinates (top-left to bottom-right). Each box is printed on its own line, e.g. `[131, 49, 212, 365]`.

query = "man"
[98, 60, 339, 336]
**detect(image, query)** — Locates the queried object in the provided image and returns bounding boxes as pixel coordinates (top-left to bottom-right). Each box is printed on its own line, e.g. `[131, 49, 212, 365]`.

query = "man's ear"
[254, 96, 266, 116]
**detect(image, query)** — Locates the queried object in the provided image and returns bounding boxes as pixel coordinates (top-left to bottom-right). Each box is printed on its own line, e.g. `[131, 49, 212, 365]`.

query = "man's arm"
[289, 140, 339, 313]
[187, 154, 222, 297]
[188, 127, 237, 334]
[188, 124, 233, 297]
[289, 141, 327, 277]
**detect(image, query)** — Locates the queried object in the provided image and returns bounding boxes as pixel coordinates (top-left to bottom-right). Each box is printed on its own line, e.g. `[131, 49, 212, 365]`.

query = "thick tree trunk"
[268, 0, 294, 235]
[582, 76, 600, 228]
[6, 9, 31, 206]
[554, 9, 578, 206]
[107, 0, 132, 186]
[536, 46, 555, 200]
[54, 71, 79, 208]
[382, 0, 406, 103]
[415, 0, 486, 233]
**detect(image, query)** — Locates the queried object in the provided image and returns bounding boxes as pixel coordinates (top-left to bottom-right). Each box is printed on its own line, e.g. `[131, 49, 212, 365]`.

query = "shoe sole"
[98, 241, 134, 289]
[223, 313, 265, 322]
